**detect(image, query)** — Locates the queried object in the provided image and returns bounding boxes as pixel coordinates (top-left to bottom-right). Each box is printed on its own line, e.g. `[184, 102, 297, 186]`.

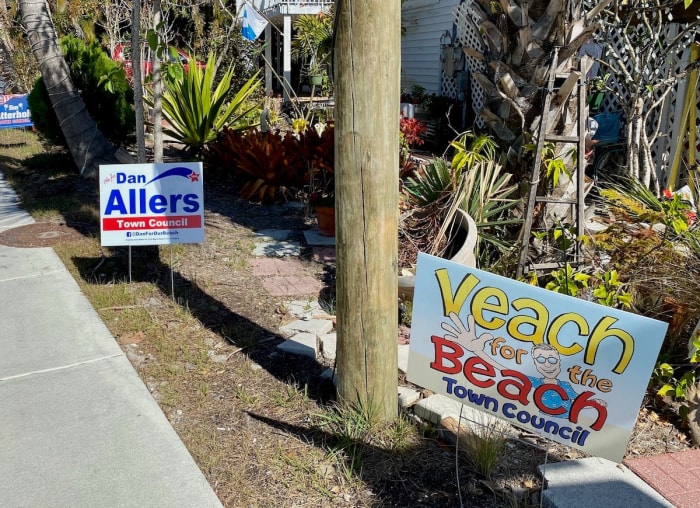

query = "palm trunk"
[19, 0, 131, 177]
[468, 0, 606, 170]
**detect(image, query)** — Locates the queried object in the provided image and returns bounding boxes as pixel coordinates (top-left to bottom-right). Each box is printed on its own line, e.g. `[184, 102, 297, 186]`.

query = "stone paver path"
[625, 449, 700, 508]
[249, 257, 324, 297]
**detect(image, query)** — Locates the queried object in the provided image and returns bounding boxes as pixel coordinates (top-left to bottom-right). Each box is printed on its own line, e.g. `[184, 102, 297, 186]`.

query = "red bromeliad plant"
[206, 127, 305, 203]
[205, 124, 336, 205]
[399, 116, 427, 179]
[400, 116, 427, 148]
[207, 118, 428, 205]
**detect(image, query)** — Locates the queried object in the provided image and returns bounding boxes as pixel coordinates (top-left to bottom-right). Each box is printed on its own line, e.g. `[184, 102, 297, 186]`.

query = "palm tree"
[465, 0, 609, 165]
[19, 0, 131, 177]
[292, 11, 334, 81]
[468, 0, 698, 192]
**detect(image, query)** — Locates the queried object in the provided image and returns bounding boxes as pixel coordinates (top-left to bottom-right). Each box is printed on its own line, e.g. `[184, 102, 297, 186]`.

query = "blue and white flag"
[241, 3, 268, 41]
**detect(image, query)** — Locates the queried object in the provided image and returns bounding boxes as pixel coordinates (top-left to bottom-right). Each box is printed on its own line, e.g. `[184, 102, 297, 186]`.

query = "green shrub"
[27, 81, 62, 145]
[28, 35, 135, 147]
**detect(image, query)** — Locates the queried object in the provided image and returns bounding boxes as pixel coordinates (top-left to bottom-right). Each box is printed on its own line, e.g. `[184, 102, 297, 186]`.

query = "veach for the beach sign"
[407, 253, 667, 463]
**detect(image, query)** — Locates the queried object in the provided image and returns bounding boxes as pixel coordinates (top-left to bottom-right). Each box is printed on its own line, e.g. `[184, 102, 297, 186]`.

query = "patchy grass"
[460, 414, 509, 479]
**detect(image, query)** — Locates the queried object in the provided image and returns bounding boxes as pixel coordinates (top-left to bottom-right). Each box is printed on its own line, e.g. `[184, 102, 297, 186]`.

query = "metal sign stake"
[170, 245, 175, 301]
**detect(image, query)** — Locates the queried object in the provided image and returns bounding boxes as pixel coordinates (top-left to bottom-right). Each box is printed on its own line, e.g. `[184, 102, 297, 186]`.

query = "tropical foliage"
[302, 124, 335, 207]
[593, 177, 700, 338]
[206, 127, 304, 203]
[400, 131, 521, 267]
[151, 52, 262, 154]
[206, 124, 334, 204]
[292, 11, 334, 80]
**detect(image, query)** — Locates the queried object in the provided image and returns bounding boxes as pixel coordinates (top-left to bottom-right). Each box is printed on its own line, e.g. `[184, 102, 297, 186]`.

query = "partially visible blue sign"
[0, 94, 33, 129]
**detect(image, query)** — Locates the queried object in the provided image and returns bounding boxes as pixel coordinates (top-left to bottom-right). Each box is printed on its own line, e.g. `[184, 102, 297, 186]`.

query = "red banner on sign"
[102, 215, 202, 231]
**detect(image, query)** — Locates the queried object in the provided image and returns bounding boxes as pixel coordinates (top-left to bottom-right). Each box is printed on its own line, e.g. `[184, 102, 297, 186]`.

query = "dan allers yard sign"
[99, 163, 204, 246]
[408, 253, 668, 463]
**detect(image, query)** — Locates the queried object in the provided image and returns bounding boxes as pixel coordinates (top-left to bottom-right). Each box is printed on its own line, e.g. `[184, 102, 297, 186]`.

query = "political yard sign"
[407, 253, 668, 463]
[0, 94, 33, 129]
[99, 163, 204, 246]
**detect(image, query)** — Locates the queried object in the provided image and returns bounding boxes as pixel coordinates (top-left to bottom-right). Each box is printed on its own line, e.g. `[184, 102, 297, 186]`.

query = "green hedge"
[28, 35, 135, 147]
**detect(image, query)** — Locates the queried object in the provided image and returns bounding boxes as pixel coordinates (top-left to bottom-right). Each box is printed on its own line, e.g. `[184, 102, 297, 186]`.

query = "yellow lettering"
[435, 269, 480, 317]
[586, 316, 634, 374]
[507, 298, 548, 345]
[471, 286, 508, 330]
[548, 312, 588, 355]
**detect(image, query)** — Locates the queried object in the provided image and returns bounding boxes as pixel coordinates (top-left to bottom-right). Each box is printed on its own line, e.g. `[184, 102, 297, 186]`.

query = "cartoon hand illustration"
[441, 312, 506, 371]
[441, 312, 493, 354]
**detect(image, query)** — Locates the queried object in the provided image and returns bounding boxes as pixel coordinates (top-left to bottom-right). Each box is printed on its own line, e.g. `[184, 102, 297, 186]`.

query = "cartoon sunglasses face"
[534, 356, 559, 364]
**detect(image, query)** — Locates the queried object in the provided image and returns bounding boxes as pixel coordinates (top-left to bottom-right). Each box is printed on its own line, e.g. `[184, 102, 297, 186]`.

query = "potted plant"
[292, 13, 333, 89]
[308, 63, 326, 86]
[302, 124, 335, 235]
[308, 162, 335, 235]
[308, 171, 335, 236]
[309, 188, 335, 236]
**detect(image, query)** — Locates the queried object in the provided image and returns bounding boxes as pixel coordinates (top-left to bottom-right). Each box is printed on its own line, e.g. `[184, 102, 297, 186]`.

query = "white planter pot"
[399, 209, 478, 299]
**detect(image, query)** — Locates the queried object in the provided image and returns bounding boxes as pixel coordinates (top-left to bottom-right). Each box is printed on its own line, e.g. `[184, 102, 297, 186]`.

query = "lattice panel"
[593, 22, 698, 182]
[451, 0, 699, 179]
[442, 72, 457, 99]
[664, 45, 700, 188]
[453, 0, 485, 128]
[657, 35, 700, 186]
[651, 24, 683, 183]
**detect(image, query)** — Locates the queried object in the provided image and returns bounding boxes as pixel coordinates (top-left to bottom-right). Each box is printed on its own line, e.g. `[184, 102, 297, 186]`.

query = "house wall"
[401, 0, 461, 96]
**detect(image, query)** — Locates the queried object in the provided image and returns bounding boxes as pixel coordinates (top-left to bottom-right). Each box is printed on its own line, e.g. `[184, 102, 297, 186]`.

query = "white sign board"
[407, 253, 668, 463]
[99, 163, 204, 246]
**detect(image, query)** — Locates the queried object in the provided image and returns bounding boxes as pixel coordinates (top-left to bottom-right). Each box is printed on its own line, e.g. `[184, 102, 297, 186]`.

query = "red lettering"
[533, 384, 568, 416]
[463, 357, 496, 388]
[570, 391, 608, 431]
[430, 336, 463, 374]
[497, 369, 532, 405]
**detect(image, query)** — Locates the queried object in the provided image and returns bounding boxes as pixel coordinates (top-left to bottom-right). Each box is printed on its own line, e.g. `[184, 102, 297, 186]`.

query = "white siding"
[401, 0, 460, 96]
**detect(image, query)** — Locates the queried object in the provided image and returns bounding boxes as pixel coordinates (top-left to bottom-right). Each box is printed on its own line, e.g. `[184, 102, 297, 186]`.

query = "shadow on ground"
[244, 411, 516, 507]
[70, 245, 338, 404]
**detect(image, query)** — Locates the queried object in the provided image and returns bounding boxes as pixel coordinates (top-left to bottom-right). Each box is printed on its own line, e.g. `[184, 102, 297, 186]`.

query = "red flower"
[400, 117, 427, 147]
[662, 189, 673, 199]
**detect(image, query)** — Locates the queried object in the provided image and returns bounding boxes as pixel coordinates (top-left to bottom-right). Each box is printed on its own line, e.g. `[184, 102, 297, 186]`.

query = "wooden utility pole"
[334, 0, 400, 420]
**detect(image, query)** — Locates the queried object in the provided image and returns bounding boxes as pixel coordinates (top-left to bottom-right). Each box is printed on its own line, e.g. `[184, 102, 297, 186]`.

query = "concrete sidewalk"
[0, 172, 221, 507]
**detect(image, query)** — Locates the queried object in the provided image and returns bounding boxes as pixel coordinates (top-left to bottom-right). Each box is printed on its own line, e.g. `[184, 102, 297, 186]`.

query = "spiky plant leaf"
[147, 52, 261, 154]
